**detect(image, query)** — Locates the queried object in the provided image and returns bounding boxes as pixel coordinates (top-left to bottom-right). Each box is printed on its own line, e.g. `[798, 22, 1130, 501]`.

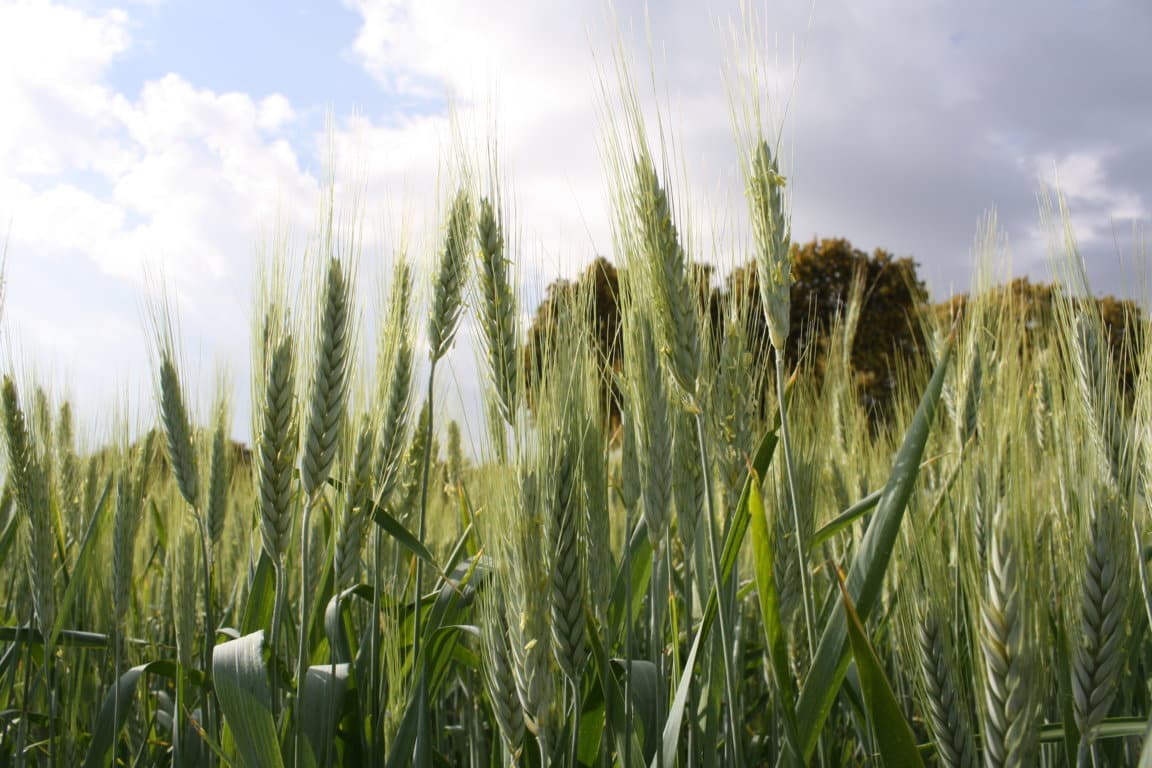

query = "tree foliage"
[522, 238, 1143, 425]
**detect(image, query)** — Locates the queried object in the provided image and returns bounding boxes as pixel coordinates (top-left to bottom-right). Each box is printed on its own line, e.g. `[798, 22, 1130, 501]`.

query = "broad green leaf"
[213, 630, 284, 768]
[81, 659, 207, 768]
[612, 659, 660, 761]
[789, 333, 953, 765]
[299, 662, 351, 768]
[371, 502, 436, 565]
[1038, 716, 1148, 743]
[1139, 716, 1152, 767]
[385, 556, 485, 768]
[837, 574, 924, 768]
[241, 552, 277, 636]
[587, 614, 647, 768]
[81, 662, 149, 768]
[609, 517, 653, 643]
[0, 625, 108, 648]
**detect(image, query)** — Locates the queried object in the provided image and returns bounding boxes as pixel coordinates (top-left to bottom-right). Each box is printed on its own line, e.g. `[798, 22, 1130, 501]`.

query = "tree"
[937, 276, 1142, 394]
[523, 256, 623, 421]
[523, 237, 932, 424]
[725, 237, 930, 414]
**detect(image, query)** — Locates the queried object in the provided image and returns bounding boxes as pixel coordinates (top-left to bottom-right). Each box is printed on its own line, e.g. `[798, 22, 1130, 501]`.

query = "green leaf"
[1039, 716, 1148, 743]
[612, 659, 660, 761]
[52, 474, 112, 645]
[371, 504, 435, 565]
[213, 630, 284, 768]
[299, 662, 351, 768]
[609, 517, 653, 644]
[811, 488, 882, 548]
[837, 574, 924, 768]
[241, 552, 277, 636]
[655, 421, 780, 768]
[789, 333, 954, 765]
[1139, 716, 1152, 767]
[586, 613, 647, 768]
[0, 625, 108, 648]
[81, 659, 208, 768]
[82, 662, 149, 768]
[385, 557, 485, 768]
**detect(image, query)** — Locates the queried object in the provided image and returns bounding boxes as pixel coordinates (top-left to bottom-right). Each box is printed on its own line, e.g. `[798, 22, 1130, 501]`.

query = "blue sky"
[1, 0, 1149, 448]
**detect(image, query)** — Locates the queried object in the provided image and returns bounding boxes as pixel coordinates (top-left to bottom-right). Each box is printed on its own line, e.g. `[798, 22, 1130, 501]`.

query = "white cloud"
[0, 1, 324, 432]
[2, 0, 1149, 442]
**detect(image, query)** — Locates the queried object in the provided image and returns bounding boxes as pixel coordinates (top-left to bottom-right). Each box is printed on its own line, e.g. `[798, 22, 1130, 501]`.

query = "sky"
[1, 0, 1149, 448]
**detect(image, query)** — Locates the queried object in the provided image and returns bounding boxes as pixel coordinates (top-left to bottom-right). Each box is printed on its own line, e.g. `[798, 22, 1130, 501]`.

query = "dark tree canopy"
[725, 238, 930, 413]
[523, 256, 623, 415]
[524, 238, 932, 423]
[521, 237, 1142, 425]
[938, 276, 1143, 393]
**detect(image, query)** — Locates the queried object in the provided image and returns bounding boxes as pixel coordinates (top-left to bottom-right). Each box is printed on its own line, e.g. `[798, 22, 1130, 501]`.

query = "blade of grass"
[789, 330, 954, 765]
[655, 419, 781, 767]
[836, 569, 925, 768]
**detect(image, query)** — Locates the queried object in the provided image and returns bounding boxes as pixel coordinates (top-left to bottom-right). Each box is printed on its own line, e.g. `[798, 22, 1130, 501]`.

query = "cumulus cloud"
[342, 0, 1150, 301]
[1, 0, 1148, 443]
[0, 1, 321, 427]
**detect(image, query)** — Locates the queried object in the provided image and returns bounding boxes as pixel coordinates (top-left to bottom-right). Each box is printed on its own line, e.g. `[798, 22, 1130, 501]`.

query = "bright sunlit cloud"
[1, 0, 1148, 442]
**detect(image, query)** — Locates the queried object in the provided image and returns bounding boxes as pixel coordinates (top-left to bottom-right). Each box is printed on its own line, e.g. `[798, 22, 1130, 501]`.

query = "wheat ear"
[1072, 494, 1129, 764]
[979, 520, 1037, 768]
[481, 589, 526, 764]
[547, 426, 586, 685]
[3, 376, 55, 638]
[428, 189, 473, 362]
[204, 397, 231, 554]
[257, 328, 297, 563]
[476, 196, 519, 426]
[916, 611, 979, 768]
[301, 256, 352, 497]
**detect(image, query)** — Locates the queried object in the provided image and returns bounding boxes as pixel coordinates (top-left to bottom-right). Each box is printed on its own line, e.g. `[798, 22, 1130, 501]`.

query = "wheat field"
[1, 38, 1150, 768]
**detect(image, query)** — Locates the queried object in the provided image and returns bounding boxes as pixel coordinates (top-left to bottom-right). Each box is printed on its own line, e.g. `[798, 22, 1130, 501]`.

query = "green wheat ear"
[301, 255, 352, 498]
[158, 355, 200, 509]
[429, 188, 473, 362]
[476, 195, 519, 426]
[257, 323, 298, 563]
[2, 375, 56, 638]
[747, 139, 791, 352]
